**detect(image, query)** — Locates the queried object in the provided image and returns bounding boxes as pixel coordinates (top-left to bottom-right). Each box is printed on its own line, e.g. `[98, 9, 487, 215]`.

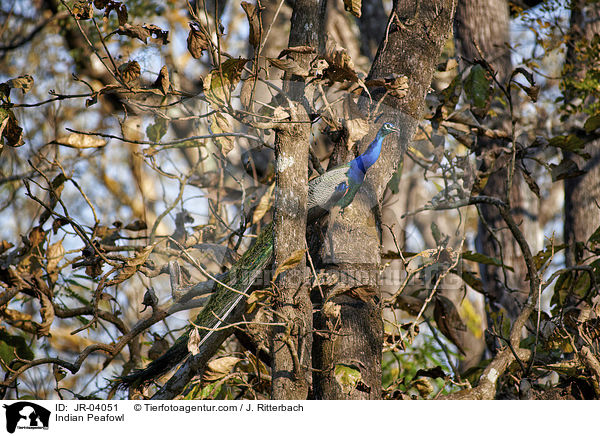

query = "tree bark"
[454, 0, 536, 358]
[357, 0, 388, 60]
[564, 0, 600, 267]
[271, 0, 327, 400]
[271, 115, 312, 399]
[454, 0, 511, 82]
[312, 0, 456, 399]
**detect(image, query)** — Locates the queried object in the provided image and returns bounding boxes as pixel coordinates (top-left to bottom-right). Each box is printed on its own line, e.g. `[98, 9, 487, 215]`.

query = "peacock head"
[379, 122, 399, 137]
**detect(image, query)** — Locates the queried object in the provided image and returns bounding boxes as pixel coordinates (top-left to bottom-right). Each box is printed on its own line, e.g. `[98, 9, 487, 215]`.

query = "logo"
[3, 402, 50, 433]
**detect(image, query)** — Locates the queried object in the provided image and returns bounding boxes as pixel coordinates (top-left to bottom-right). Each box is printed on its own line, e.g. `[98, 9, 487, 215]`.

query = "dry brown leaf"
[309, 59, 329, 76]
[241, 2, 262, 48]
[55, 133, 106, 149]
[343, 0, 362, 17]
[433, 295, 467, 355]
[73, 1, 93, 19]
[93, 0, 109, 9]
[116, 3, 128, 25]
[153, 65, 170, 95]
[187, 22, 210, 59]
[124, 220, 147, 231]
[323, 301, 341, 319]
[267, 58, 309, 77]
[37, 292, 54, 337]
[210, 113, 234, 155]
[240, 75, 256, 109]
[127, 245, 153, 267]
[110, 265, 136, 285]
[118, 60, 140, 83]
[366, 74, 409, 99]
[204, 356, 241, 381]
[0, 109, 23, 147]
[29, 227, 46, 247]
[46, 240, 64, 273]
[7, 75, 34, 94]
[188, 328, 201, 355]
[278, 46, 315, 58]
[273, 249, 306, 280]
[412, 377, 434, 397]
[252, 183, 275, 224]
[116, 23, 169, 44]
[342, 95, 369, 150]
[246, 290, 271, 313]
[272, 106, 290, 122]
[323, 41, 360, 83]
[0, 240, 14, 255]
[347, 285, 376, 303]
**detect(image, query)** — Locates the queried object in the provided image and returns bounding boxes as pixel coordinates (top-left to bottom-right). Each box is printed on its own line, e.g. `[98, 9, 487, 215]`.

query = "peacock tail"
[117, 222, 274, 388]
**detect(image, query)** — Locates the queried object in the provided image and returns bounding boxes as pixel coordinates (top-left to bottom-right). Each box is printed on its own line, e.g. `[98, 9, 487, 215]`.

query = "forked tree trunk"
[312, 0, 456, 399]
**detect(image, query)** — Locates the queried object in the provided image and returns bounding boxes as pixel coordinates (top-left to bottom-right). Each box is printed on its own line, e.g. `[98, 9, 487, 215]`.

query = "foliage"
[0, 0, 599, 401]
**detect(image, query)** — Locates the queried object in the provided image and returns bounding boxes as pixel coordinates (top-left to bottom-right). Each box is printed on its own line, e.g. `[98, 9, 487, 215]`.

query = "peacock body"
[308, 122, 398, 218]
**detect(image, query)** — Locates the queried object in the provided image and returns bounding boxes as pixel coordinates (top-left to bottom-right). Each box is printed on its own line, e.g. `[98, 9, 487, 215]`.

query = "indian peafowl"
[117, 122, 399, 389]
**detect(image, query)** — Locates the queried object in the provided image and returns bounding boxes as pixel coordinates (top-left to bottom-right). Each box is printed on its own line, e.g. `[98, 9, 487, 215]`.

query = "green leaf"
[464, 65, 492, 115]
[584, 114, 600, 133]
[550, 159, 585, 182]
[551, 271, 572, 309]
[588, 224, 600, 252]
[203, 58, 248, 108]
[573, 272, 591, 298]
[146, 117, 168, 143]
[533, 244, 566, 270]
[548, 134, 586, 152]
[0, 330, 34, 370]
[461, 250, 514, 272]
[334, 363, 362, 394]
[460, 269, 484, 293]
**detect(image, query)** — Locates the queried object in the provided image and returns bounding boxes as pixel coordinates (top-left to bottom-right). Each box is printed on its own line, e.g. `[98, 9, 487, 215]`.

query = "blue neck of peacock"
[347, 132, 385, 184]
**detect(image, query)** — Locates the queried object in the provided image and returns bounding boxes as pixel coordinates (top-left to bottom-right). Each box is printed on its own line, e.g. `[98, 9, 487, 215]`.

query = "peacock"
[117, 122, 399, 389]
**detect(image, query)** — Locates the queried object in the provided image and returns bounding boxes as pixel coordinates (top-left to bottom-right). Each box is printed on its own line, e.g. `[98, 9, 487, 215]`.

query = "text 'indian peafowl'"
[118, 122, 399, 389]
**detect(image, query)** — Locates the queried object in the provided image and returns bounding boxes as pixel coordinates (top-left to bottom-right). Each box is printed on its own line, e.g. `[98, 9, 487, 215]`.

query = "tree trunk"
[454, 0, 536, 358]
[564, 0, 600, 267]
[357, 0, 388, 60]
[454, 0, 511, 83]
[271, 0, 327, 400]
[312, 0, 455, 399]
